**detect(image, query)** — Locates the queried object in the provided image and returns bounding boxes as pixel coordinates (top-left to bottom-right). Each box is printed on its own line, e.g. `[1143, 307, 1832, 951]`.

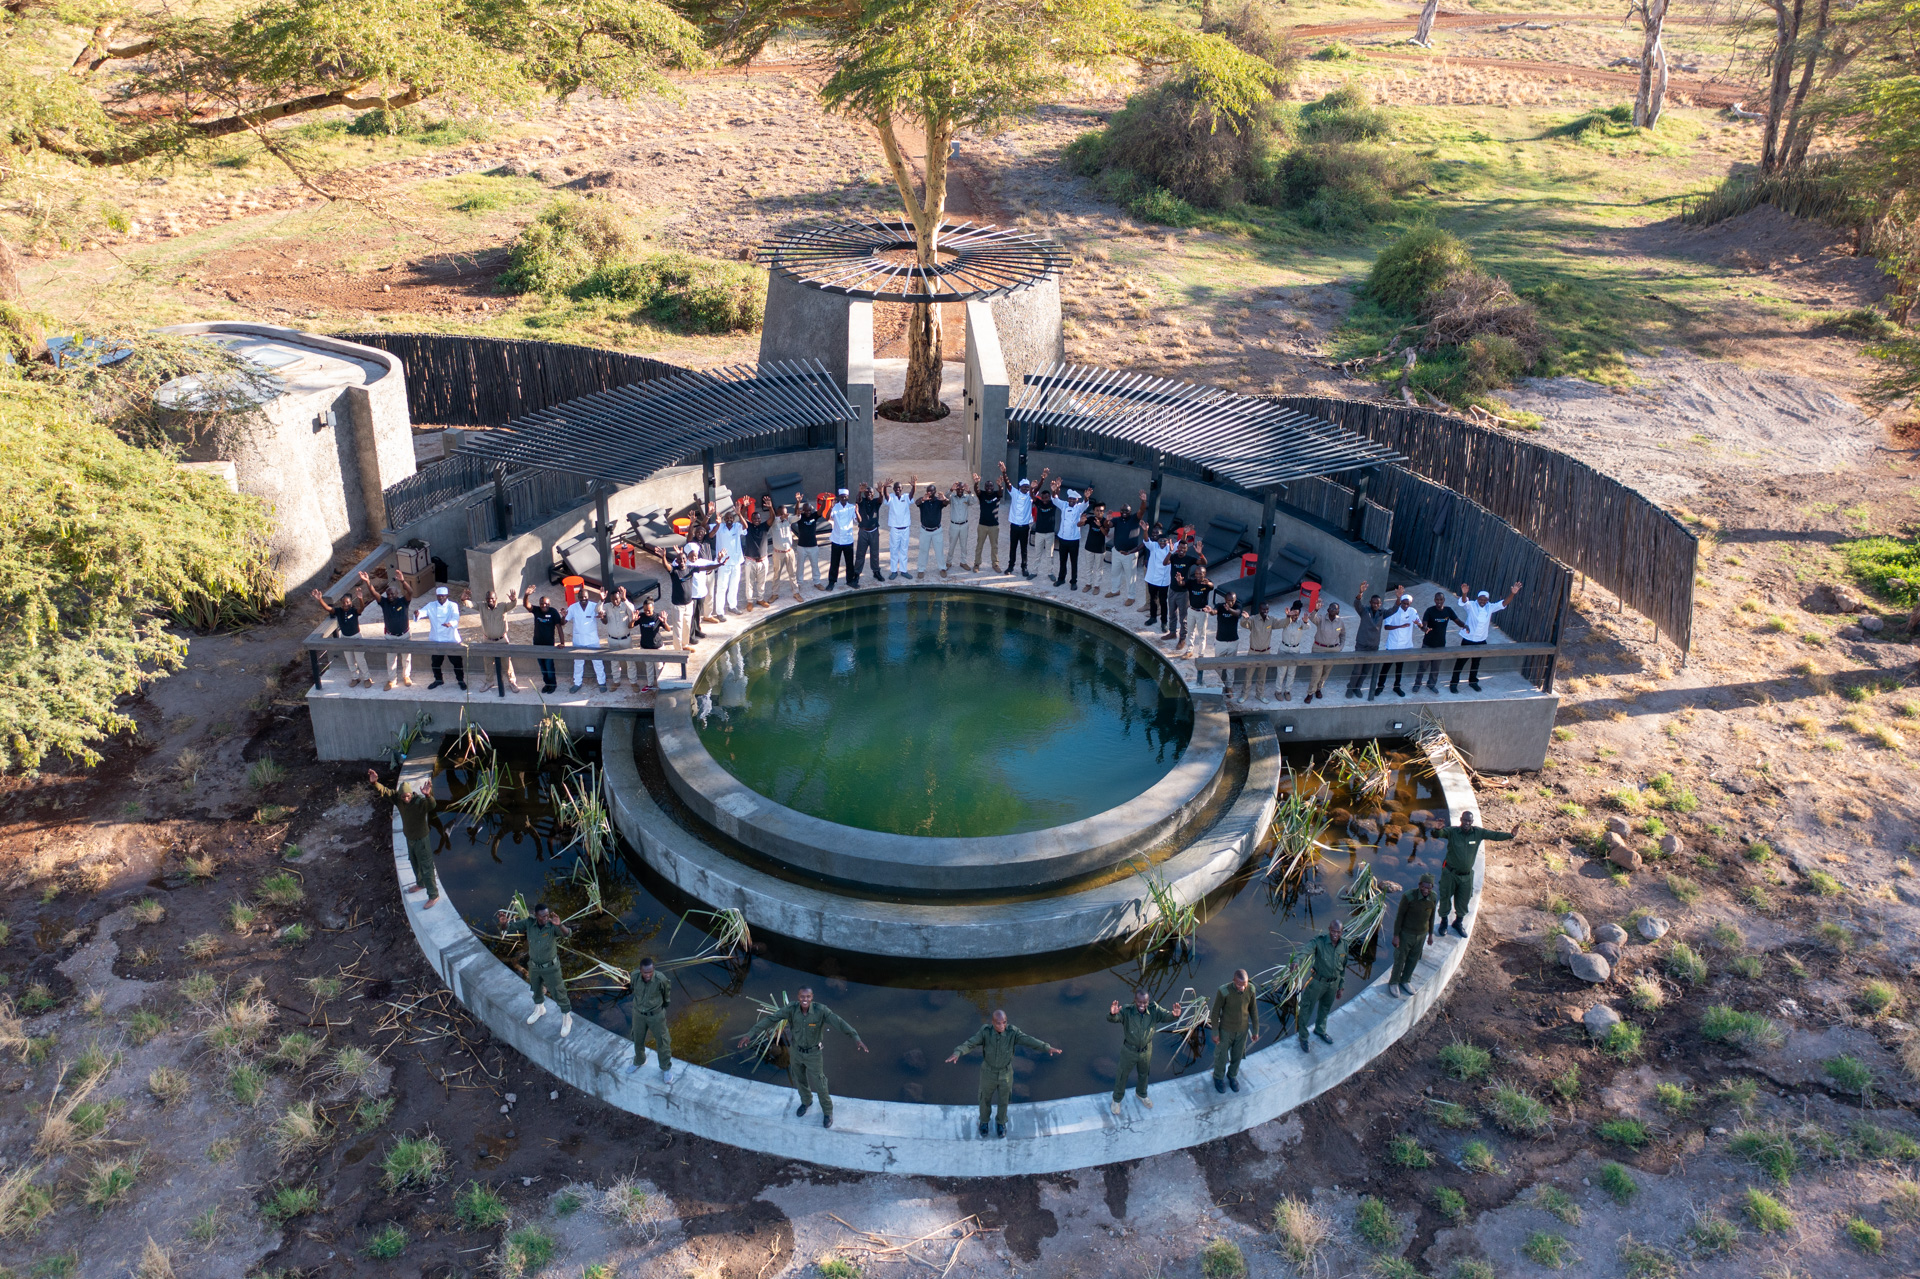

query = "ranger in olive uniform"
[1436, 810, 1514, 935]
[1107, 989, 1181, 1113]
[368, 768, 440, 904]
[495, 903, 574, 1037]
[625, 957, 674, 1080]
[737, 987, 867, 1128]
[1210, 969, 1262, 1092]
[1296, 919, 1346, 1052]
[947, 1010, 1062, 1137]
[1387, 874, 1439, 997]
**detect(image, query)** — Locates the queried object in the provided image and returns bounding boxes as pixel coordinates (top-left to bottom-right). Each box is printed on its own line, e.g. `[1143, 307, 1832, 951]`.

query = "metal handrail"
[305, 629, 691, 697]
[1194, 641, 1562, 693]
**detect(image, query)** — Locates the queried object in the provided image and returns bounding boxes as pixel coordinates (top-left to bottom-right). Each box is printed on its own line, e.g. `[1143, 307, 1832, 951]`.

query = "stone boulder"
[1560, 912, 1591, 944]
[1553, 934, 1582, 966]
[1594, 922, 1628, 946]
[1607, 815, 1633, 838]
[1352, 818, 1380, 842]
[1594, 940, 1623, 966]
[1583, 1004, 1623, 1041]
[1804, 582, 1866, 614]
[1859, 615, 1885, 634]
[1569, 950, 1613, 983]
[1638, 915, 1670, 940]
[1606, 833, 1642, 871]
[1658, 833, 1684, 860]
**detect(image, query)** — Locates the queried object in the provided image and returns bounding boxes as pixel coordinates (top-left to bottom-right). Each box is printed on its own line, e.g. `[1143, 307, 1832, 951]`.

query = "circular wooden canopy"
[755, 219, 1069, 302]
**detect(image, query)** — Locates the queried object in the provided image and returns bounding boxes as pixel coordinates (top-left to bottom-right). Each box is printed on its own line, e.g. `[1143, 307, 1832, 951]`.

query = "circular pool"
[657, 588, 1232, 893]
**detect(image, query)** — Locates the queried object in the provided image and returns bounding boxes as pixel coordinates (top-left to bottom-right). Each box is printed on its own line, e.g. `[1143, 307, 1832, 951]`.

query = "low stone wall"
[394, 743, 1481, 1176]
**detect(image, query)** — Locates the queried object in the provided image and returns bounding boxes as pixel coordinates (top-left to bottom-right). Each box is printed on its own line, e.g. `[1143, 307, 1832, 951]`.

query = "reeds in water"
[537, 711, 575, 763]
[449, 713, 492, 766]
[740, 991, 792, 1063]
[1326, 740, 1391, 803]
[449, 758, 506, 829]
[1131, 863, 1199, 956]
[665, 907, 754, 968]
[1264, 776, 1332, 884]
[553, 766, 611, 872]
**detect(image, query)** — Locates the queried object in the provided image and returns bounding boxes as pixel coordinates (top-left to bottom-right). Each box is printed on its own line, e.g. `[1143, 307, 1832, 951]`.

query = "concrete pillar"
[758, 271, 872, 491]
[1252, 489, 1278, 609]
[963, 300, 1009, 484]
[846, 300, 874, 490]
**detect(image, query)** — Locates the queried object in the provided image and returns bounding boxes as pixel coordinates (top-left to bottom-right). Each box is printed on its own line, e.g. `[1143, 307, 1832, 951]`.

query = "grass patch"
[1686, 1210, 1738, 1255]
[1450, 1262, 1494, 1279]
[1823, 1054, 1875, 1102]
[497, 1225, 558, 1278]
[1741, 1188, 1792, 1234]
[1598, 1161, 1637, 1204]
[1428, 1099, 1477, 1129]
[82, 1155, 140, 1210]
[1664, 874, 1702, 906]
[1814, 921, 1854, 951]
[1352, 1195, 1400, 1248]
[226, 1062, 266, 1107]
[1550, 1065, 1580, 1102]
[225, 900, 257, 934]
[1598, 1117, 1652, 1148]
[147, 1066, 190, 1106]
[1488, 1082, 1552, 1137]
[271, 1031, 324, 1071]
[1200, 1237, 1247, 1279]
[455, 1181, 509, 1230]
[1432, 1185, 1468, 1222]
[1460, 1139, 1501, 1173]
[1521, 1229, 1573, 1268]
[1851, 1120, 1920, 1161]
[352, 1096, 395, 1132]
[271, 1099, 329, 1161]
[1629, 979, 1665, 1013]
[380, 1134, 447, 1193]
[364, 1222, 407, 1259]
[183, 934, 219, 961]
[130, 899, 165, 925]
[1387, 1135, 1431, 1168]
[1439, 1038, 1491, 1081]
[1271, 1195, 1330, 1267]
[1618, 1238, 1678, 1278]
[1730, 1127, 1799, 1185]
[1806, 869, 1843, 897]
[245, 756, 287, 790]
[1843, 1215, 1884, 1254]
[127, 1008, 168, 1045]
[257, 872, 303, 906]
[1666, 943, 1708, 985]
[1653, 1083, 1694, 1116]
[1601, 1023, 1644, 1061]
[1701, 1005, 1784, 1051]
[260, 1183, 319, 1224]
[1533, 1184, 1579, 1224]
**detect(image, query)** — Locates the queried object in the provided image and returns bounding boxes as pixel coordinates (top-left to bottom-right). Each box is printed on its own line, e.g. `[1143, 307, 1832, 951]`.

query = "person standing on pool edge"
[1108, 987, 1181, 1114]
[495, 902, 574, 1038]
[1210, 968, 1261, 1092]
[367, 766, 439, 906]
[1296, 918, 1345, 1053]
[623, 956, 674, 1082]
[1436, 809, 1514, 937]
[738, 986, 867, 1128]
[947, 1009, 1062, 1137]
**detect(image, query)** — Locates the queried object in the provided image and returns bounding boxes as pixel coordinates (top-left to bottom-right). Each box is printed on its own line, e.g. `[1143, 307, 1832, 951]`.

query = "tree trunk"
[1632, 0, 1670, 128]
[1759, 0, 1804, 174]
[874, 113, 953, 420]
[1780, 0, 1831, 170]
[1413, 0, 1440, 47]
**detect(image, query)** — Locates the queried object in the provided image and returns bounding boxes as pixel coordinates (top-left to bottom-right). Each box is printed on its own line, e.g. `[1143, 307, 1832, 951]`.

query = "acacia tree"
[1628, 0, 1671, 128]
[689, 0, 1281, 418]
[0, 0, 705, 311]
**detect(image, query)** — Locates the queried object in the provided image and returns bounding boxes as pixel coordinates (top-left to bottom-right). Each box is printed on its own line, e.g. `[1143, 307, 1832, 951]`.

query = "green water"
[690, 589, 1194, 837]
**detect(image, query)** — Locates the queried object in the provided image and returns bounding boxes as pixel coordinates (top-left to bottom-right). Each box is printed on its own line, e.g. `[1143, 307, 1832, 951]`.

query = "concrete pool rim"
[656, 585, 1232, 894]
[395, 740, 1483, 1176]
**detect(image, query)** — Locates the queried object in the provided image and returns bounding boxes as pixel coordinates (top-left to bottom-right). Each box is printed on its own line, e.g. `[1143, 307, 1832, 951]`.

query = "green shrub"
[1432, 1185, 1468, 1222]
[455, 1181, 509, 1230]
[1066, 79, 1285, 209]
[1353, 1195, 1400, 1248]
[1653, 1083, 1693, 1116]
[1598, 1161, 1637, 1204]
[1201, 1, 1295, 70]
[1300, 83, 1391, 142]
[1598, 1118, 1651, 1148]
[1843, 1215, 1883, 1254]
[1742, 1188, 1792, 1234]
[1822, 1055, 1874, 1102]
[1439, 1038, 1491, 1081]
[1601, 1023, 1644, 1061]
[1700, 1006, 1784, 1051]
[575, 254, 764, 334]
[365, 1222, 408, 1259]
[1522, 1229, 1573, 1268]
[500, 199, 634, 295]
[1367, 227, 1475, 316]
[258, 872, 303, 906]
[380, 1134, 448, 1193]
[1730, 1127, 1798, 1185]
[1839, 533, 1920, 605]
[1269, 141, 1416, 231]
[1547, 103, 1636, 142]
[1311, 40, 1355, 60]
[83, 1156, 140, 1210]
[347, 106, 425, 136]
[1387, 1135, 1431, 1168]
[1686, 1210, 1738, 1255]
[1805, 869, 1842, 897]
[1200, 1237, 1247, 1278]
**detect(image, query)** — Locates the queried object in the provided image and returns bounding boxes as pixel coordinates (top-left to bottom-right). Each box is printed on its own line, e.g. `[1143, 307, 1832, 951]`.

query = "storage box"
[395, 543, 431, 575]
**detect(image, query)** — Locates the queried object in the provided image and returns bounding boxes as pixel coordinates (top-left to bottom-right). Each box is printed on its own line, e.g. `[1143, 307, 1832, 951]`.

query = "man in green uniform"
[737, 987, 867, 1128]
[1297, 919, 1345, 1053]
[1108, 988, 1181, 1113]
[624, 957, 674, 1082]
[495, 903, 574, 1037]
[1436, 809, 1514, 936]
[947, 1009, 1062, 1137]
[1387, 875, 1439, 997]
[1210, 968, 1261, 1093]
[368, 767, 440, 906]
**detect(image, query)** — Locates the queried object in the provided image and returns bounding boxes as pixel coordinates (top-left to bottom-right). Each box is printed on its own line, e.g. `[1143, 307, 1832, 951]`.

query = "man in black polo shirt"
[359, 571, 414, 690]
[312, 581, 372, 687]
[634, 598, 665, 691]
[914, 483, 949, 579]
[1107, 494, 1147, 603]
[1416, 590, 1465, 694]
[520, 585, 564, 694]
[741, 508, 771, 609]
[792, 494, 828, 592]
[973, 470, 1004, 574]
[853, 483, 884, 585]
[1031, 485, 1059, 581]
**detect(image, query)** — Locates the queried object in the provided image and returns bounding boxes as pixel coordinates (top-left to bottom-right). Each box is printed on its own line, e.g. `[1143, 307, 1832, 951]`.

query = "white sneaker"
[659, 1067, 674, 1084]
[526, 1003, 547, 1024]
[559, 1013, 573, 1037]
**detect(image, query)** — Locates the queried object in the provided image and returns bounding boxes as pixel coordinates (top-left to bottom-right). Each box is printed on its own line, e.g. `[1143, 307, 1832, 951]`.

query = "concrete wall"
[964, 300, 1010, 482]
[1251, 693, 1560, 773]
[161, 322, 413, 594]
[310, 690, 612, 762]
[394, 741, 1484, 1175]
[759, 272, 874, 489]
[1026, 450, 1390, 590]
[990, 274, 1065, 390]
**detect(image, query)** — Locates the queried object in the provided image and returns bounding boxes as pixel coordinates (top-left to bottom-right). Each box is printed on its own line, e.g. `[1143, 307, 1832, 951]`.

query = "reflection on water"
[428, 736, 1447, 1105]
[689, 590, 1193, 837]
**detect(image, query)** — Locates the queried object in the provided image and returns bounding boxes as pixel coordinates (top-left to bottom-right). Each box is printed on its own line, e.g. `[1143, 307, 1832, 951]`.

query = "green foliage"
[0, 378, 274, 770]
[1822, 1055, 1874, 1102]
[1311, 42, 1355, 61]
[1432, 1186, 1468, 1222]
[1429, 1099, 1477, 1129]
[380, 1134, 448, 1193]
[455, 1181, 509, 1230]
[1387, 1135, 1431, 1168]
[1533, 1185, 1579, 1224]
[1686, 1211, 1738, 1256]
[1601, 1023, 1644, 1061]
[1300, 83, 1391, 143]
[1805, 869, 1843, 897]
[226, 1063, 266, 1107]
[1653, 1083, 1693, 1116]
[1598, 1118, 1651, 1148]
[1851, 1120, 1920, 1161]
[1460, 1139, 1501, 1173]
[260, 1183, 320, 1224]
[1550, 1066, 1580, 1102]
[1666, 943, 1708, 986]
[1438, 1038, 1491, 1081]
[499, 1225, 558, 1278]
[364, 1222, 408, 1259]
[1449, 1262, 1494, 1279]
[1741, 1188, 1792, 1234]
[501, 199, 636, 295]
[1618, 1238, 1677, 1279]
[1488, 1083, 1551, 1137]
[1352, 1196, 1399, 1248]
[1522, 1230, 1573, 1268]
[1843, 1215, 1883, 1254]
[82, 1155, 139, 1210]
[1701, 1006, 1783, 1051]
[817, 1262, 863, 1279]
[1839, 533, 1920, 605]
[1200, 1237, 1247, 1278]
[575, 254, 764, 333]
[1366, 227, 1475, 316]
[1597, 1161, 1637, 1205]
[1065, 79, 1287, 210]
[1730, 1128, 1799, 1186]
[258, 872, 303, 906]
[1547, 104, 1636, 143]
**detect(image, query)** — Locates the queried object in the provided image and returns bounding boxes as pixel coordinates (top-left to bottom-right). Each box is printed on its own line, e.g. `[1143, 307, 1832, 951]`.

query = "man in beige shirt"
[476, 588, 523, 693]
[1305, 601, 1348, 703]
[1275, 602, 1311, 703]
[603, 586, 639, 688]
[1244, 602, 1276, 703]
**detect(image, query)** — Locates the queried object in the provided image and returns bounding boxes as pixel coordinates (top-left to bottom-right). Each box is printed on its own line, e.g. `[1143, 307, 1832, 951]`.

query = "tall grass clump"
[574, 254, 764, 334]
[500, 199, 634, 295]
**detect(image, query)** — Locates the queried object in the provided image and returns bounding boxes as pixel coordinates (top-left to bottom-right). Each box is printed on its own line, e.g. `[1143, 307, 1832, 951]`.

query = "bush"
[1367, 227, 1475, 316]
[1598, 1161, 1637, 1204]
[1701, 1005, 1784, 1051]
[1201, 1, 1295, 70]
[1742, 1188, 1792, 1234]
[1300, 83, 1391, 143]
[1419, 273, 1544, 365]
[1069, 79, 1286, 209]
[1269, 141, 1418, 231]
[500, 199, 635, 295]
[1311, 41, 1355, 60]
[1200, 1237, 1247, 1278]
[575, 254, 764, 334]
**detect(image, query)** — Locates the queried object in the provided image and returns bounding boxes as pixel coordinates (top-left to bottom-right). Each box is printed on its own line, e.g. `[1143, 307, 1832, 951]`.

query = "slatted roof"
[1010, 364, 1404, 490]
[757, 220, 1068, 302]
[455, 360, 855, 486]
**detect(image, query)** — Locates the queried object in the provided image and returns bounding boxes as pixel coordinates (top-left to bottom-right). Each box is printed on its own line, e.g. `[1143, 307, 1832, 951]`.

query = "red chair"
[737, 494, 757, 521]
[562, 575, 586, 605]
[818, 491, 836, 516]
[1300, 579, 1322, 614]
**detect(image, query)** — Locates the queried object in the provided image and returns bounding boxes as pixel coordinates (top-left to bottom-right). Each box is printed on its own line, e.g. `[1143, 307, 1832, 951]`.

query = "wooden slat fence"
[339, 332, 686, 427]
[1284, 397, 1696, 653]
[1281, 476, 1354, 531]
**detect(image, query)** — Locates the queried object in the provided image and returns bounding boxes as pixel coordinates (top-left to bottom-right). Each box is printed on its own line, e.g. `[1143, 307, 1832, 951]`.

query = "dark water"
[688, 589, 1193, 837]
[425, 736, 1444, 1105]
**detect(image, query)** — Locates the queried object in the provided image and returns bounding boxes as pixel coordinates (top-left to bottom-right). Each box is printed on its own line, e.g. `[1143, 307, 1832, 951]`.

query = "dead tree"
[1628, 0, 1672, 127]
[1411, 0, 1440, 47]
